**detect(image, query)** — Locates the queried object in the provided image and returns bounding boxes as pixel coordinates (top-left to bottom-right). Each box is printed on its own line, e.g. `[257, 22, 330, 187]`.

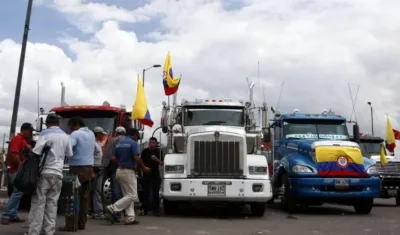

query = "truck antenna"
[276, 81, 285, 110]
[348, 83, 360, 123]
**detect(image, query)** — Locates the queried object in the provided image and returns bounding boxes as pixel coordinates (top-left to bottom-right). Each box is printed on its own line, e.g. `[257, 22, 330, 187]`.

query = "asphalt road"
[1, 199, 399, 235]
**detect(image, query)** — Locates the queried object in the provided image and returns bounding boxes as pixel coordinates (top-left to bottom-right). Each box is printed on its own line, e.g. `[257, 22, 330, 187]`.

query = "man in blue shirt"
[60, 117, 95, 232]
[105, 128, 149, 225]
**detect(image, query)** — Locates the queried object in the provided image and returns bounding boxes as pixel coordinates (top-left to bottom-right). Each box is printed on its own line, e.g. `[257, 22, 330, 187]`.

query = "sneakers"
[124, 220, 140, 225]
[105, 206, 117, 224]
[94, 212, 105, 220]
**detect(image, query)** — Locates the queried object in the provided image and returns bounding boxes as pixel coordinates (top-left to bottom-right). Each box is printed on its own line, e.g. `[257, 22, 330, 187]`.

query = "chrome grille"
[192, 140, 242, 177]
[376, 162, 400, 176]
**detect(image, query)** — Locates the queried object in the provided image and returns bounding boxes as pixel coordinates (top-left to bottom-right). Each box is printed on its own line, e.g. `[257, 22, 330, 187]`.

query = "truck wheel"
[396, 194, 400, 207]
[163, 199, 177, 215]
[353, 199, 373, 214]
[101, 177, 112, 207]
[250, 202, 265, 217]
[281, 174, 296, 212]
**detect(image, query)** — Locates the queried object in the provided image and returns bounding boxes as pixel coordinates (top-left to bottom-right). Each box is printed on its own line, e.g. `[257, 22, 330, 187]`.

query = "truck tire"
[396, 193, 400, 207]
[281, 174, 296, 212]
[353, 199, 373, 214]
[266, 198, 275, 205]
[163, 199, 177, 215]
[250, 202, 265, 217]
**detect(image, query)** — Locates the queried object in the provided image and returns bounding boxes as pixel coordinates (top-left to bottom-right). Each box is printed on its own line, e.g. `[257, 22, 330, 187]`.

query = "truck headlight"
[292, 165, 313, 173]
[248, 166, 268, 175]
[367, 166, 378, 174]
[165, 165, 184, 173]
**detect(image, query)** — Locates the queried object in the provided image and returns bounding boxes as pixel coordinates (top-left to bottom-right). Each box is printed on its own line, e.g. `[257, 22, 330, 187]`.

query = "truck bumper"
[161, 178, 272, 202]
[380, 177, 400, 198]
[289, 177, 381, 198]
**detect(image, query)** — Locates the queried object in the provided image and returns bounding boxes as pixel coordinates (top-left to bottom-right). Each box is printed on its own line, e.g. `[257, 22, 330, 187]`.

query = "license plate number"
[334, 179, 349, 189]
[207, 184, 226, 196]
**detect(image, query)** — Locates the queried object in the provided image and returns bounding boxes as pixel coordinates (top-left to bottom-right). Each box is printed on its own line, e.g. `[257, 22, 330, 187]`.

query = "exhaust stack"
[60, 82, 68, 106]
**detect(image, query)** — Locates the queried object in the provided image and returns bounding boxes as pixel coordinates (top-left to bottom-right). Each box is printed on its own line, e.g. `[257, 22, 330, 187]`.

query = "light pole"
[142, 64, 161, 86]
[367, 101, 374, 136]
[9, 0, 34, 139]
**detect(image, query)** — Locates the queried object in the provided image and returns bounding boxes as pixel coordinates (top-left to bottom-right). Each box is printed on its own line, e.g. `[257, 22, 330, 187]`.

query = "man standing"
[90, 126, 107, 219]
[26, 114, 73, 235]
[102, 126, 126, 222]
[105, 128, 149, 225]
[60, 117, 95, 231]
[140, 137, 163, 216]
[1, 123, 34, 225]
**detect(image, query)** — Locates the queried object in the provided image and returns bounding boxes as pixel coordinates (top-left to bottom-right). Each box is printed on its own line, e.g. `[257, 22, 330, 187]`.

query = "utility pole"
[9, 0, 34, 139]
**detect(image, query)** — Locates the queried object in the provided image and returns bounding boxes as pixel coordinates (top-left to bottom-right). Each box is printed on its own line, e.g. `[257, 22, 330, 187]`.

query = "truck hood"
[185, 125, 245, 136]
[287, 139, 359, 151]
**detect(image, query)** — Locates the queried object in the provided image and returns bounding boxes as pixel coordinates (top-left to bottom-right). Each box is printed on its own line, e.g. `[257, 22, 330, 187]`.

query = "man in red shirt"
[1, 123, 34, 225]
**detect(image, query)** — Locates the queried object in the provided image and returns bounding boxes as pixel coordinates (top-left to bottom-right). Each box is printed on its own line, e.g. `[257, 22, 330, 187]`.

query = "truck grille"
[192, 140, 242, 177]
[376, 162, 400, 176]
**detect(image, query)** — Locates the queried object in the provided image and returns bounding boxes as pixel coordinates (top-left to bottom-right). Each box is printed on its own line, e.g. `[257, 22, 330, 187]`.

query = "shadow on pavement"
[265, 203, 360, 217]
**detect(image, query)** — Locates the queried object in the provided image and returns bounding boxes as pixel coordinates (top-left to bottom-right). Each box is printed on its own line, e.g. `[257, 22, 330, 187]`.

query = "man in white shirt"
[26, 114, 73, 235]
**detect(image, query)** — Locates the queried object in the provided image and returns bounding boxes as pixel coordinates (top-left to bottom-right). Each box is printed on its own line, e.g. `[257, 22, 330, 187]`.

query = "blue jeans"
[110, 171, 122, 221]
[1, 173, 24, 219]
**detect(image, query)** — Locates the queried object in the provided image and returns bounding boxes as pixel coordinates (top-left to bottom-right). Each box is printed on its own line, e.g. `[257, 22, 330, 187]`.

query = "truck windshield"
[56, 110, 118, 134]
[283, 120, 349, 140]
[359, 141, 383, 157]
[183, 105, 245, 127]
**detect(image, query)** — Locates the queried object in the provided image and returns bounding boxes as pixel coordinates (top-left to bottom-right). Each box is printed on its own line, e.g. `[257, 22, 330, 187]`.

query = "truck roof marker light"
[313, 114, 318, 117]
[305, 114, 310, 116]
[239, 100, 244, 104]
[212, 99, 216, 102]
[205, 99, 209, 102]
[214, 131, 220, 137]
[219, 100, 223, 102]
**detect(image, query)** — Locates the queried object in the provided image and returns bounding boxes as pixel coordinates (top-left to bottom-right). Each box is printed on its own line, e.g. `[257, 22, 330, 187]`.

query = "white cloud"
[2, 0, 400, 151]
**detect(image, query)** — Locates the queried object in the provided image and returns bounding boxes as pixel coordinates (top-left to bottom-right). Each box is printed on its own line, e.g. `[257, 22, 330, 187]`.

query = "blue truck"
[266, 109, 381, 214]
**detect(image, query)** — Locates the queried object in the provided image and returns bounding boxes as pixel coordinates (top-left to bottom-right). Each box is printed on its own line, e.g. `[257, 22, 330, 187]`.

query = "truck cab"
[353, 135, 400, 206]
[160, 98, 272, 217]
[269, 109, 380, 214]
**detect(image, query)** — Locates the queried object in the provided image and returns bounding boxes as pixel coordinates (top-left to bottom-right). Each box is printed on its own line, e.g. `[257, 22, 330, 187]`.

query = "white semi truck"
[159, 83, 272, 216]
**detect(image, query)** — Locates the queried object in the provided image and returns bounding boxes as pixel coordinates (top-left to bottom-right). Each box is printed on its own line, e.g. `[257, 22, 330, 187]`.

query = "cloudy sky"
[1, 0, 400, 150]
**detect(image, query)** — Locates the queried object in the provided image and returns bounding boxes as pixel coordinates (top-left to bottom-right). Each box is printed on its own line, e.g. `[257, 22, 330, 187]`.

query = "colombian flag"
[385, 116, 396, 152]
[163, 51, 180, 96]
[380, 143, 388, 166]
[131, 74, 154, 127]
[315, 146, 367, 177]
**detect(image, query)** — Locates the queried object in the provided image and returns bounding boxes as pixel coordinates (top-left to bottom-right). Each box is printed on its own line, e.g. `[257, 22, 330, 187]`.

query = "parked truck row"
[7, 81, 400, 216]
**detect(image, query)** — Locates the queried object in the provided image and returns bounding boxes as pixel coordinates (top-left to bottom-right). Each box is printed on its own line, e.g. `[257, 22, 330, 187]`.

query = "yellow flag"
[380, 143, 388, 166]
[131, 74, 153, 127]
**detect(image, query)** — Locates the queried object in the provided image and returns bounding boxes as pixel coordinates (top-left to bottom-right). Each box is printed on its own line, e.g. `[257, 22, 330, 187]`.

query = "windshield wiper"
[201, 121, 227, 125]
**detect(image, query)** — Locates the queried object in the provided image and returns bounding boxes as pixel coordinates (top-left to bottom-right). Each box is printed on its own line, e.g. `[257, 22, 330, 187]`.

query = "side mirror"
[161, 126, 169, 134]
[36, 117, 43, 132]
[263, 128, 271, 142]
[353, 124, 360, 144]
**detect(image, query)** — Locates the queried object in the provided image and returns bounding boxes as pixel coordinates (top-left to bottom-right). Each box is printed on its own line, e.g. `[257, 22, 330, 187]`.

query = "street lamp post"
[367, 101, 374, 136]
[142, 64, 161, 86]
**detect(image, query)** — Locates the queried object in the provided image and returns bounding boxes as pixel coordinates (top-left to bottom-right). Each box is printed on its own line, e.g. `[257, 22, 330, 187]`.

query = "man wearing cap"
[102, 126, 126, 222]
[1, 123, 34, 225]
[105, 128, 150, 225]
[90, 126, 107, 219]
[26, 114, 73, 235]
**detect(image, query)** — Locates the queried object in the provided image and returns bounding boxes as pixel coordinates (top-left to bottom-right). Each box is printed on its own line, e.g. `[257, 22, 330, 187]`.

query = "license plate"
[334, 179, 349, 189]
[207, 184, 226, 196]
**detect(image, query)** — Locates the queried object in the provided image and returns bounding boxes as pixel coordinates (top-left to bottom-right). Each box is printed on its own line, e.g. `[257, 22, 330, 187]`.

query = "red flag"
[393, 129, 400, 140]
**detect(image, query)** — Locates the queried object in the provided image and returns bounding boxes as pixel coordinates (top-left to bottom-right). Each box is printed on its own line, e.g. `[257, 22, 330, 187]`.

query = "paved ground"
[0, 199, 399, 235]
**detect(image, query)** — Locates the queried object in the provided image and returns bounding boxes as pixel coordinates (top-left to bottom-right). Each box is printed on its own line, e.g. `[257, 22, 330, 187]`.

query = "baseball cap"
[115, 126, 126, 134]
[21, 122, 34, 131]
[94, 126, 107, 134]
[45, 113, 60, 123]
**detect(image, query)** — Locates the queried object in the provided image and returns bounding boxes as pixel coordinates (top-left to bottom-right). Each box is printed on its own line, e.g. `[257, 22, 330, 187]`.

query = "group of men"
[0, 114, 164, 235]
